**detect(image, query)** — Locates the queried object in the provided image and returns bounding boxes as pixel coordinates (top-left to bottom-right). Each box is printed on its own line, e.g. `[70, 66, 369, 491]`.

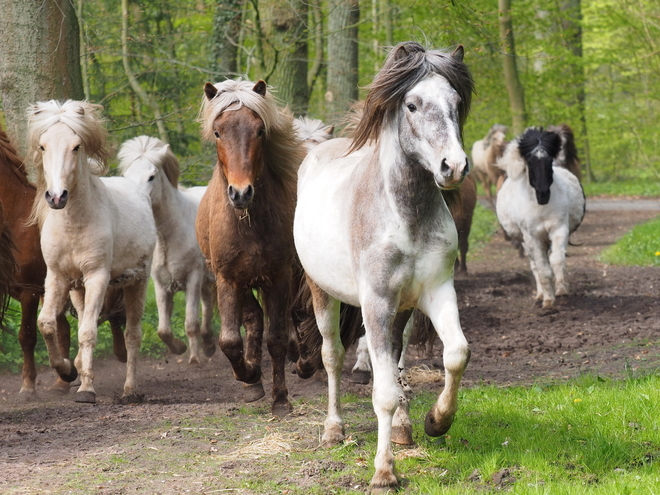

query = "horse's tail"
[292, 271, 363, 379]
[0, 219, 18, 325]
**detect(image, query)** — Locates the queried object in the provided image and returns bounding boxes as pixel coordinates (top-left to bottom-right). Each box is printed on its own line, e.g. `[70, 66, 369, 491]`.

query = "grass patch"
[582, 180, 660, 198]
[600, 216, 660, 266]
[467, 202, 499, 254]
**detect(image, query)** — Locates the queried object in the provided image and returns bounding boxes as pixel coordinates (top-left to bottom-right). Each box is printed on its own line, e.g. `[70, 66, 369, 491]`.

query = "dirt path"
[0, 203, 659, 493]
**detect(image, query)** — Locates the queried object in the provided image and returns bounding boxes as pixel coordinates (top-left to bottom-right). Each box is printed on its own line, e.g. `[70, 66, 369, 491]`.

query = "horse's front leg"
[38, 272, 77, 385]
[121, 278, 148, 400]
[216, 279, 262, 393]
[523, 231, 554, 308]
[74, 270, 110, 403]
[549, 226, 570, 297]
[200, 276, 217, 357]
[419, 280, 470, 438]
[154, 278, 187, 355]
[307, 276, 344, 446]
[262, 272, 293, 417]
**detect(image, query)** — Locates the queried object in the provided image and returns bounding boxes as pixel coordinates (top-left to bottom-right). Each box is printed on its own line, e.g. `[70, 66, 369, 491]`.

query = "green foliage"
[468, 201, 499, 254]
[600, 216, 660, 266]
[582, 180, 660, 197]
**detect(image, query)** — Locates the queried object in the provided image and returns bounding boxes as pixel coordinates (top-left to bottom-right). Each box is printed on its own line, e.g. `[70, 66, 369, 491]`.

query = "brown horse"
[453, 173, 477, 273]
[471, 124, 508, 205]
[0, 201, 17, 324]
[196, 79, 306, 417]
[0, 124, 126, 398]
[548, 124, 582, 181]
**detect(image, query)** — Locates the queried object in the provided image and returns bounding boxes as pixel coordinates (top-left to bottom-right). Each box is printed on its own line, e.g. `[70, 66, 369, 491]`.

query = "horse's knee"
[443, 343, 470, 374]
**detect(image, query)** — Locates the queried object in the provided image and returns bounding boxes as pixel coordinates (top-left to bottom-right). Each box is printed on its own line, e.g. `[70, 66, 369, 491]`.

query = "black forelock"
[518, 127, 561, 162]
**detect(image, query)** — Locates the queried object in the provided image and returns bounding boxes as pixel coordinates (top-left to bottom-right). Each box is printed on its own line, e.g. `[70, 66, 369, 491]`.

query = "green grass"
[467, 202, 499, 254]
[600, 216, 660, 267]
[582, 180, 660, 198]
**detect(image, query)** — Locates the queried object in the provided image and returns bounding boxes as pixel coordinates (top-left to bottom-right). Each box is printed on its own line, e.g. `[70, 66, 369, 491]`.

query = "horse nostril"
[227, 185, 237, 201]
[440, 158, 452, 177]
[61, 190, 69, 202]
[462, 158, 470, 177]
[244, 185, 254, 201]
[45, 191, 51, 200]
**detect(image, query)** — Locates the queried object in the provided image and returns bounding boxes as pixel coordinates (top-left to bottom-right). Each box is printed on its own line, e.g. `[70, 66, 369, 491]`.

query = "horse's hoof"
[18, 389, 38, 403]
[321, 424, 345, 448]
[49, 378, 71, 395]
[60, 363, 78, 383]
[295, 361, 316, 380]
[201, 335, 217, 357]
[369, 471, 399, 494]
[188, 357, 201, 367]
[391, 425, 414, 445]
[243, 381, 265, 403]
[114, 349, 128, 363]
[117, 393, 145, 405]
[75, 390, 96, 404]
[349, 369, 371, 384]
[424, 409, 454, 437]
[167, 338, 188, 355]
[271, 400, 293, 418]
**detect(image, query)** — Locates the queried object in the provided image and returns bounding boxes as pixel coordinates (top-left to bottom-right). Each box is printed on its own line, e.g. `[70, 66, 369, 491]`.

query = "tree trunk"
[261, 0, 309, 115]
[498, 0, 526, 135]
[0, 0, 84, 155]
[211, 0, 243, 80]
[121, 0, 169, 144]
[326, 0, 359, 122]
[560, 0, 594, 181]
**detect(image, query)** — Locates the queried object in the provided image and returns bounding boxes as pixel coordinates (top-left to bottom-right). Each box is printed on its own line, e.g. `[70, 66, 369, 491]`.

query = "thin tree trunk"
[77, 0, 91, 101]
[121, 0, 169, 144]
[326, 0, 359, 122]
[498, 0, 526, 135]
[560, 0, 594, 181]
[307, 0, 324, 95]
[211, 0, 243, 80]
[0, 0, 84, 155]
[262, 0, 309, 115]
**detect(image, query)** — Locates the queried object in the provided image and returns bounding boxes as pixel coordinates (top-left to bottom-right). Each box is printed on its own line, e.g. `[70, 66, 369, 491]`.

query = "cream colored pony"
[28, 100, 156, 403]
[119, 136, 216, 364]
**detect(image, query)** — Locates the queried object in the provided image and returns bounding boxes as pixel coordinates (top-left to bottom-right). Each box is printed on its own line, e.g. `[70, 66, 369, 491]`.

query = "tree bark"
[261, 0, 309, 115]
[0, 0, 84, 155]
[498, 0, 527, 135]
[211, 0, 243, 80]
[326, 0, 359, 122]
[560, 0, 594, 181]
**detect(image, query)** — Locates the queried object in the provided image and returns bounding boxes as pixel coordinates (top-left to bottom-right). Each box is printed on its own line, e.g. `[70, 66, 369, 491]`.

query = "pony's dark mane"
[548, 124, 579, 169]
[349, 41, 474, 153]
[518, 127, 562, 165]
[0, 125, 32, 188]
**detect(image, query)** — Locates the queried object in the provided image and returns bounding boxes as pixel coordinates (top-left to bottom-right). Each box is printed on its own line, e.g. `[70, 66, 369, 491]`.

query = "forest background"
[0, 0, 658, 187]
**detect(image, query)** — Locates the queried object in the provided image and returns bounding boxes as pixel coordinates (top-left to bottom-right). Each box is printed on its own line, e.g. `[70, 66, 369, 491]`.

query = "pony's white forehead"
[406, 74, 459, 102]
[39, 121, 79, 144]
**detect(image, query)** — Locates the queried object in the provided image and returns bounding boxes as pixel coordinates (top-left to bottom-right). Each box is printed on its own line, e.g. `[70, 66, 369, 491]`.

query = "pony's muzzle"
[227, 184, 254, 209]
[437, 157, 469, 189]
[45, 190, 69, 209]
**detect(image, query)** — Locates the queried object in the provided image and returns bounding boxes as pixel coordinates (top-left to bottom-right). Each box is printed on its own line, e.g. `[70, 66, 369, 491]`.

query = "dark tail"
[0, 221, 17, 325]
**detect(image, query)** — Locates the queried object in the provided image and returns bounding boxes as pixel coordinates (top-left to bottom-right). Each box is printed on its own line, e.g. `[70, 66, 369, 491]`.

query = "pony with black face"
[496, 127, 586, 310]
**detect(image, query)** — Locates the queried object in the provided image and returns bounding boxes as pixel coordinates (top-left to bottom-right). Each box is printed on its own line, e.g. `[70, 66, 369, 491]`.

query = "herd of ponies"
[0, 41, 588, 491]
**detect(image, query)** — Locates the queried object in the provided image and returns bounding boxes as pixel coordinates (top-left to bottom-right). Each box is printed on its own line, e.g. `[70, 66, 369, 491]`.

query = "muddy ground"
[1, 202, 659, 493]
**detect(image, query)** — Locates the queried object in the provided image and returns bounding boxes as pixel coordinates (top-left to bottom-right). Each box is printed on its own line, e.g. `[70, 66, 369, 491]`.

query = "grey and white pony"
[496, 127, 586, 310]
[28, 100, 156, 403]
[119, 136, 216, 364]
[294, 42, 474, 492]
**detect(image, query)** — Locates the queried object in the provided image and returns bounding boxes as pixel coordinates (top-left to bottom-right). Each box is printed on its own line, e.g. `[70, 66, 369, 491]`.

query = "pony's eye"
[73, 145, 81, 152]
[257, 128, 265, 138]
[214, 131, 221, 139]
[148, 175, 155, 182]
[407, 103, 417, 113]
[38, 145, 45, 151]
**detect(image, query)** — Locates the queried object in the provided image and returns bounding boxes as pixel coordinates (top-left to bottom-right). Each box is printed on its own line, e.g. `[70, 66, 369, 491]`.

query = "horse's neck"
[377, 131, 447, 228]
[151, 184, 190, 238]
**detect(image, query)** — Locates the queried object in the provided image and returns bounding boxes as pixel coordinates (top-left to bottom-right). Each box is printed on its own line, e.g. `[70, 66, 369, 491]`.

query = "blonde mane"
[27, 100, 110, 227]
[199, 79, 304, 188]
[117, 135, 180, 188]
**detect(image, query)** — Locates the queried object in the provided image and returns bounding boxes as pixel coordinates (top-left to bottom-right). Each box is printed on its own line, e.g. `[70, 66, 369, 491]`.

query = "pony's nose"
[227, 184, 254, 209]
[45, 189, 69, 209]
[440, 158, 469, 178]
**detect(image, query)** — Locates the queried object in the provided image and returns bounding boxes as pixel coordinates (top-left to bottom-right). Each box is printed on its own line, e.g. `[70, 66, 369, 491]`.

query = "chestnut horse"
[0, 125, 127, 398]
[196, 79, 306, 417]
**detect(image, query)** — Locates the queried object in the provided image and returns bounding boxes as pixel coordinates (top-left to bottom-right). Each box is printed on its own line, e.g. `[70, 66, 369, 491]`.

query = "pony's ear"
[158, 143, 170, 157]
[326, 125, 335, 136]
[391, 41, 424, 62]
[204, 82, 218, 101]
[451, 45, 465, 62]
[76, 106, 85, 116]
[253, 80, 267, 97]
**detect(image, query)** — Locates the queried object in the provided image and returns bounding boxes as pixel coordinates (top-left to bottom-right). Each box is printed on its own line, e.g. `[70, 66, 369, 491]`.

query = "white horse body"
[30, 101, 156, 403]
[119, 136, 216, 365]
[294, 43, 474, 491]
[496, 128, 585, 309]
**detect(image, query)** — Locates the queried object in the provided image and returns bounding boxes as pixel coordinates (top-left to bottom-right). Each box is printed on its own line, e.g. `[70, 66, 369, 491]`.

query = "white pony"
[119, 136, 216, 364]
[294, 42, 474, 491]
[292, 116, 335, 152]
[496, 127, 585, 310]
[28, 100, 156, 403]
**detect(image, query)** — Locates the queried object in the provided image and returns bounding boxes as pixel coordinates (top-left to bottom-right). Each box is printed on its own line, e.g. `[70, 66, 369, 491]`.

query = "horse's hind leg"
[154, 280, 187, 355]
[49, 312, 73, 394]
[240, 290, 265, 402]
[419, 281, 470, 438]
[184, 272, 204, 366]
[392, 311, 413, 446]
[200, 278, 216, 357]
[18, 292, 40, 398]
[523, 232, 555, 308]
[350, 335, 371, 384]
[122, 279, 148, 400]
